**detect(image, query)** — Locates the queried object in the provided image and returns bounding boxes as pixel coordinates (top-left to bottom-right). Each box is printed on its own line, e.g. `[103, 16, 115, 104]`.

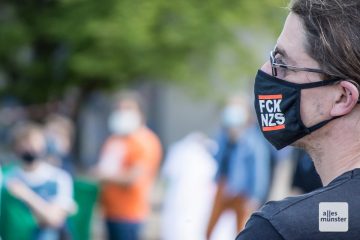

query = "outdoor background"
[0, 0, 293, 239]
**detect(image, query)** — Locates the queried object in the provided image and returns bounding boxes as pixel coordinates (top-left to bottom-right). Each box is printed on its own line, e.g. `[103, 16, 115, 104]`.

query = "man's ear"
[330, 81, 359, 117]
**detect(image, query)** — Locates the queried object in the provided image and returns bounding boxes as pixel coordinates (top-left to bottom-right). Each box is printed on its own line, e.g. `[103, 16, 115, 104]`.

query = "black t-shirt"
[236, 168, 360, 240]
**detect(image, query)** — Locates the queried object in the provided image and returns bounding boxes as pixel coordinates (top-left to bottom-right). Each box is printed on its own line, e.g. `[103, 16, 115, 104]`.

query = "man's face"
[222, 99, 249, 139]
[15, 130, 46, 163]
[261, 13, 336, 146]
[108, 98, 144, 135]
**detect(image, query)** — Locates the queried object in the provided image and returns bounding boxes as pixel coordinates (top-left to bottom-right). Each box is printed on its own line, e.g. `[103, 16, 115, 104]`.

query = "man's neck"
[306, 118, 360, 186]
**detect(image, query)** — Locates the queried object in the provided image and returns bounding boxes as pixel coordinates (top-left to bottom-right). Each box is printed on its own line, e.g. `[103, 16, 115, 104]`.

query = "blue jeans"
[34, 228, 59, 240]
[106, 219, 142, 240]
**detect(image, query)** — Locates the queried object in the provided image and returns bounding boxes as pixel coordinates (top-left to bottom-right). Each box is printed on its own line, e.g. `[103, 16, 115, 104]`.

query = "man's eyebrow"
[275, 46, 295, 64]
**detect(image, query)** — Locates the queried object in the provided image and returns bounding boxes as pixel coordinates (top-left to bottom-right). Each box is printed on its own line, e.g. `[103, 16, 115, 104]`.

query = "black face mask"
[254, 70, 342, 150]
[19, 152, 38, 164]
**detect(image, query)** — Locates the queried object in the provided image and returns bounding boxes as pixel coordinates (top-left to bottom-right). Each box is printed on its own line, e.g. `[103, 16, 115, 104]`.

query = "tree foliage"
[0, 0, 286, 104]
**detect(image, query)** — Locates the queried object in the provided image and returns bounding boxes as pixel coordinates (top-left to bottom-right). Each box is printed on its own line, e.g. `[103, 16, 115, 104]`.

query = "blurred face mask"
[108, 110, 142, 135]
[222, 105, 248, 128]
[18, 151, 39, 164]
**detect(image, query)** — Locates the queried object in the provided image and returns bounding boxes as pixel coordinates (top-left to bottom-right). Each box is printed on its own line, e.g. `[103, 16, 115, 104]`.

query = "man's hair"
[112, 90, 145, 113]
[12, 122, 44, 145]
[290, 0, 360, 82]
[45, 114, 75, 140]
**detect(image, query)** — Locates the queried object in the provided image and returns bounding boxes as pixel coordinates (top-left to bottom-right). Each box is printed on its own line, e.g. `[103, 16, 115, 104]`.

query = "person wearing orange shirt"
[94, 92, 162, 240]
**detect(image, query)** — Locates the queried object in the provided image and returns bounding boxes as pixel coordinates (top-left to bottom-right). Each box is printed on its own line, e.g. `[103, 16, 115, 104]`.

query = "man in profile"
[237, 0, 360, 239]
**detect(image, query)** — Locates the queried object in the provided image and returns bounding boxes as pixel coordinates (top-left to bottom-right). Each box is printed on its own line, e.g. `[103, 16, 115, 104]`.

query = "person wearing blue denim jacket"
[206, 96, 272, 240]
[226, 125, 271, 204]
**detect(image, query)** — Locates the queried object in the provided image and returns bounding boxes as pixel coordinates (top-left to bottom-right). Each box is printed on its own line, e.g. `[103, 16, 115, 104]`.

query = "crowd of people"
[0, 90, 321, 240]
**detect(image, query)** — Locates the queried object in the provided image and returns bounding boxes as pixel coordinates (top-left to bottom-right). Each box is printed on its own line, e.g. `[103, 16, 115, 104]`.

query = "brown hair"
[12, 122, 44, 146]
[45, 114, 75, 140]
[112, 90, 145, 114]
[290, 0, 360, 82]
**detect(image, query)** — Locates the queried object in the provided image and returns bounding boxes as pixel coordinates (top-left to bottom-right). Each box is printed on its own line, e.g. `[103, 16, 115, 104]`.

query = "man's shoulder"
[136, 127, 160, 143]
[250, 178, 355, 239]
[257, 184, 335, 221]
[132, 127, 162, 152]
[258, 176, 354, 220]
[4, 163, 72, 188]
[257, 191, 319, 219]
[237, 189, 332, 240]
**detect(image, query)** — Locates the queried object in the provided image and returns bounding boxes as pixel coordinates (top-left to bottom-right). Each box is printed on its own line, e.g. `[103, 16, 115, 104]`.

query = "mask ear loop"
[308, 79, 360, 133]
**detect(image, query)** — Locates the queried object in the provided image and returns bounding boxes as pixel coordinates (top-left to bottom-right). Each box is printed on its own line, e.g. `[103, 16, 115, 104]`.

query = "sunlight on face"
[261, 13, 322, 84]
[260, 13, 337, 146]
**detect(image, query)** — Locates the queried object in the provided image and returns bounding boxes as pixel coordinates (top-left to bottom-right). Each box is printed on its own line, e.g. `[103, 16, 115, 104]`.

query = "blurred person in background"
[291, 149, 322, 194]
[206, 95, 271, 240]
[160, 132, 219, 240]
[93, 91, 162, 240]
[44, 114, 75, 175]
[5, 123, 76, 240]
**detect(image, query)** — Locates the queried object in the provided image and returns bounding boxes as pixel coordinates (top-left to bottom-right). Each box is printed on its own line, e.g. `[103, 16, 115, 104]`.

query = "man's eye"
[273, 56, 288, 78]
[274, 56, 285, 65]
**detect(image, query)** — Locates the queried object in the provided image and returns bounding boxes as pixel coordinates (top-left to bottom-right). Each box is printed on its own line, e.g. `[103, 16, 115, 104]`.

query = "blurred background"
[0, 1, 322, 240]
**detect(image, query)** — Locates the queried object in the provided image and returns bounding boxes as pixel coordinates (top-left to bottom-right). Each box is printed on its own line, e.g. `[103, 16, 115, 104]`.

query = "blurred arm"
[7, 180, 71, 228]
[98, 163, 144, 187]
[94, 137, 142, 186]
